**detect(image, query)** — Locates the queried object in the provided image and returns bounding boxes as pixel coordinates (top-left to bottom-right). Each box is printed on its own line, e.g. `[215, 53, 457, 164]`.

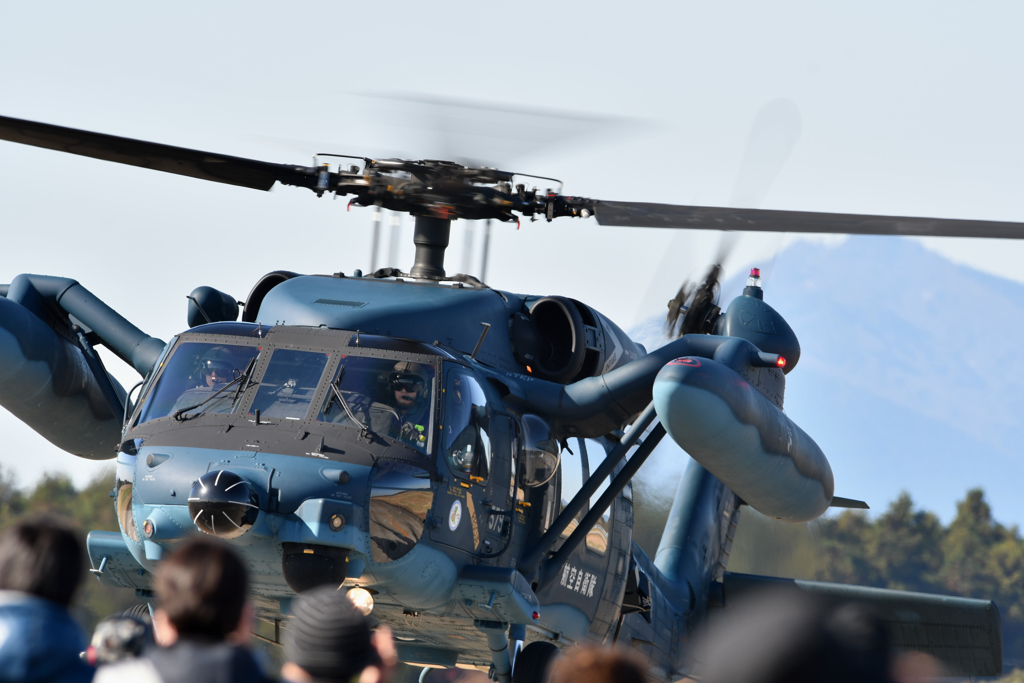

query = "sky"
[1, 2, 1023, 514]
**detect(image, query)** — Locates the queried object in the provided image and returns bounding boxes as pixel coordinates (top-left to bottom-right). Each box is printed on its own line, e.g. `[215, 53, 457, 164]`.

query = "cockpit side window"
[135, 342, 261, 425]
[441, 368, 491, 482]
[518, 414, 560, 533]
[559, 446, 585, 539]
[582, 438, 611, 555]
[317, 356, 435, 454]
[249, 349, 330, 421]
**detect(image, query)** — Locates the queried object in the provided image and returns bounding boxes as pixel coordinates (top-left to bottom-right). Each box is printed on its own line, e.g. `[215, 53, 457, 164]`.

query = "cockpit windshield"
[318, 355, 435, 454]
[136, 342, 261, 424]
[249, 349, 330, 421]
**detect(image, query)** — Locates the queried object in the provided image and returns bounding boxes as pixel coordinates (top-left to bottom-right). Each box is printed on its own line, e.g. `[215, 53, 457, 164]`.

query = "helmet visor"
[389, 373, 425, 392]
[200, 360, 235, 379]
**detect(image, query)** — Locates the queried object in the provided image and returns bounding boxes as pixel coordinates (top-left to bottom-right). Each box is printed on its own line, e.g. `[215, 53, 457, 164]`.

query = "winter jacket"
[93, 638, 275, 683]
[0, 590, 94, 683]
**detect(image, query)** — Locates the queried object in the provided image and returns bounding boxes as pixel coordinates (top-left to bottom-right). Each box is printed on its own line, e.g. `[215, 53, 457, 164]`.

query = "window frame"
[440, 364, 494, 483]
[314, 351, 440, 455]
[131, 337, 264, 427]
[247, 347, 333, 423]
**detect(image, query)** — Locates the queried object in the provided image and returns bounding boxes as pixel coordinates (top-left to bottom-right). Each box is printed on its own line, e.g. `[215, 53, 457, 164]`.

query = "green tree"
[869, 492, 944, 592]
[0, 465, 25, 523]
[988, 532, 1024, 622]
[728, 508, 820, 579]
[813, 509, 881, 587]
[941, 489, 1008, 597]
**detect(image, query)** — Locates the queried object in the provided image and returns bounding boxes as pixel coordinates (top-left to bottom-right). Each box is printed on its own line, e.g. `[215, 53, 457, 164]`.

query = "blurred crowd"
[0, 514, 400, 683]
[0, 514, 949, 683]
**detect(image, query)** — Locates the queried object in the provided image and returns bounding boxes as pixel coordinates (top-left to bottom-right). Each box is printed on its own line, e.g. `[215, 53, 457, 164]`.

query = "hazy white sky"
[1, 2, 1022, 497]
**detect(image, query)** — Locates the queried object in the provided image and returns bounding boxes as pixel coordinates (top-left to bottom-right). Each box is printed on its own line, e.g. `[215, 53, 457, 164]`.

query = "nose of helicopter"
[158, 458, 447, 602]
[187, 470, 259, 539]
[186, 467, 356, 593]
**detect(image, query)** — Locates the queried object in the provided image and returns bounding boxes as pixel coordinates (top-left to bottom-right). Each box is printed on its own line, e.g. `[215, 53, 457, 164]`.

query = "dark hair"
[549, 646, 647, 683]
[155, 537, 248, 639]
[284, 586, 381, 680]
[0, 514, 84, 606]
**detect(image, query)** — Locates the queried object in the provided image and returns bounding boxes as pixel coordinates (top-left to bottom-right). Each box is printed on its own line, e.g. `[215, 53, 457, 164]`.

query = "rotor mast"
[410, 216, 451, 279]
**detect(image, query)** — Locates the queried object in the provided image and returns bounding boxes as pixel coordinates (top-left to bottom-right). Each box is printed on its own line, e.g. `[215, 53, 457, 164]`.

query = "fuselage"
[108, 273, 656, 672]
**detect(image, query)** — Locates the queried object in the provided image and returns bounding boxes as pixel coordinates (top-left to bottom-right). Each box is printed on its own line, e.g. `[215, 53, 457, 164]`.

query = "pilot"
[375, 361, 430, 448]
[171, 347, 240, 414]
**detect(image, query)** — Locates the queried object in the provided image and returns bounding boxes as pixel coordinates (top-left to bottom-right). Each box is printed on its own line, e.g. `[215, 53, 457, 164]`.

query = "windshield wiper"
[173, 358, 257, 422]
[329, 381, 373, 438]
[233, 357, 258, 402]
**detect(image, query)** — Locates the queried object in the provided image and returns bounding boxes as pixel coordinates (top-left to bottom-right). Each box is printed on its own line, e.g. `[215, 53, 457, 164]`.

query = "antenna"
[369, 206, 382, 272]
[388, 211, 402, 268]
[480, 219, 493, 282]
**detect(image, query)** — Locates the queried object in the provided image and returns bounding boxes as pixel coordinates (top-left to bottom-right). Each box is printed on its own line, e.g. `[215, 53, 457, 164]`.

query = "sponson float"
[652, 270, 833, 522]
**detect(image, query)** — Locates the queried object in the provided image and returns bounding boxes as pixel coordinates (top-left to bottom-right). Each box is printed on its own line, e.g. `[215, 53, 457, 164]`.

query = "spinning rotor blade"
[5, 114, 1024, 241]
[643, 98, 803, 324]
[360, 92, 632, 277]
[665, 262, 723, 338]
[0, 115, 316, 192]
[593, 201, 1024, 240]
[364, 91, 626, 165]
[665, 232, 737, 337]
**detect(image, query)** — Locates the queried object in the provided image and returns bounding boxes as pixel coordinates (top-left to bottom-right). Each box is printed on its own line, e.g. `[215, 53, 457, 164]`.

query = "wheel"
[121, 602, 153, 624]
[511, 641, 560, 683]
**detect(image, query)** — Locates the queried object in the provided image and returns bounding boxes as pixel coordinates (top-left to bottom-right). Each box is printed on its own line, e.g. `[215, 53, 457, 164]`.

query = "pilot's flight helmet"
[388, 361, 426, 393]
[197, 347, 236, 380]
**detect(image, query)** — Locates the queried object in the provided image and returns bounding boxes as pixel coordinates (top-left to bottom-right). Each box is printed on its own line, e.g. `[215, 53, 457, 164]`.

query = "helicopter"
[0, 114, 1013, 681]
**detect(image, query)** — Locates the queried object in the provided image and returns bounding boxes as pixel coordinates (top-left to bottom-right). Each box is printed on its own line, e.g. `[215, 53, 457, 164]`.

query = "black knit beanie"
[284, 586, 382, 681]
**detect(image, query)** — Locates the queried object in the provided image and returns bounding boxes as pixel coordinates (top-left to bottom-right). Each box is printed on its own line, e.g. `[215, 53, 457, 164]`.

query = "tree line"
[724, 488, 1024, 668]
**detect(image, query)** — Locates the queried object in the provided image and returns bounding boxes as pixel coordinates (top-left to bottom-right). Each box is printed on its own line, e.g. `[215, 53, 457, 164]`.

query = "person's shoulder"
[145, 641, 276, 683]
[0, 590, 89, 669]
[93, 658, 162, 683]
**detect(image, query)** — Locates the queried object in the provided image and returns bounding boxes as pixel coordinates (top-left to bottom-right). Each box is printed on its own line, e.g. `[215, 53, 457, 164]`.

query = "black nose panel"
[188, 470, 259, 539]
[281, 543, 350, 593]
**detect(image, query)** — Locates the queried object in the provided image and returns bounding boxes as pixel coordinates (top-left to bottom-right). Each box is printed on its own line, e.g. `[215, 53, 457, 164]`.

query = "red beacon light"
[776, 356, 787, 369]
[746, 267, 763, 292]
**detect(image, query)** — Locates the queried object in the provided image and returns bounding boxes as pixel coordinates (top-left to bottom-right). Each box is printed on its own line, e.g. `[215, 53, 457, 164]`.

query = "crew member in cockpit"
[170, 347, 241, 415]
[377, 361, 430, 448]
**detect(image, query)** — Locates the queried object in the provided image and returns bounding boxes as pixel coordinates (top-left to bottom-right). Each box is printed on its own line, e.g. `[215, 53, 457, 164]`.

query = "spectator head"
[154, 537, 249, 641]
[692, 588, 895, 683]
[548, 646, 647, 683]
[0, 514, 83, 606]
[282, 586, 386, 683]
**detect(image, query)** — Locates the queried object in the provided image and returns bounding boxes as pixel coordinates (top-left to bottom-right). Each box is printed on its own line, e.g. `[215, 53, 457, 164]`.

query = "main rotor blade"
[0, 115, 315, 192]
[594, 201, 1024, 240]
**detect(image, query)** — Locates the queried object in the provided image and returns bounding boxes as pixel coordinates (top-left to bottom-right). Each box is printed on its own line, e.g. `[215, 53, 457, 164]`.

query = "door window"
[582, 438, 612, 555]
[441, 369, 491, 482]
[559, 446, 585, 539]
